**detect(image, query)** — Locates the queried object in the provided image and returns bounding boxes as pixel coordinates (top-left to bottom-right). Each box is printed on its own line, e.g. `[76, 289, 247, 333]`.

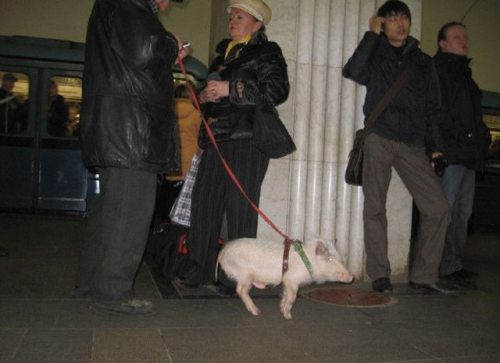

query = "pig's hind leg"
[280, 281, 298, 320]
[236, 281, 261, 316]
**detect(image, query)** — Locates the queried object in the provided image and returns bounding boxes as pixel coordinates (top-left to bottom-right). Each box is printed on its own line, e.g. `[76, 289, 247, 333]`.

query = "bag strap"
[364, 70, 409, 133]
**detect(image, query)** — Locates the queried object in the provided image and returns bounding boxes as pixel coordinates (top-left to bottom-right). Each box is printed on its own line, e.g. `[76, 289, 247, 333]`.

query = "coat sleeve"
[342, 31, 381, 85]
[108, 5, 178, 70]
[424, 60, 443, 154]
[229, 42, 290, 107]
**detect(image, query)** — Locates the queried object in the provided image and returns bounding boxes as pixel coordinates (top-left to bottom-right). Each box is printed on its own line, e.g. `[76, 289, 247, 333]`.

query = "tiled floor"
[0, 214, 499, 362]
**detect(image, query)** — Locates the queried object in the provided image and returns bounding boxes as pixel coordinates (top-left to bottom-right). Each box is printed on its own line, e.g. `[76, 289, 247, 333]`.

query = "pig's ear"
[315, 241, 328, 256]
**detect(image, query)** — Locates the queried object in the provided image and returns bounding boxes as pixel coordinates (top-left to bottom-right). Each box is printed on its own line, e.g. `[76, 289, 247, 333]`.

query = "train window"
[0, 71, 29, 135]
[47, 75, 82, 138]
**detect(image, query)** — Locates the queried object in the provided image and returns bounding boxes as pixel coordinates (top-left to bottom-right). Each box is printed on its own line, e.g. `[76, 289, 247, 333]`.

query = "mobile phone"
[182, 42, 191, 49]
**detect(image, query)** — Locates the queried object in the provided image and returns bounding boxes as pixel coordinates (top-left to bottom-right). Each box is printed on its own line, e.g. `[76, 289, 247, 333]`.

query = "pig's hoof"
[280, 306, 293, 319]
[249, 308, 261, 316]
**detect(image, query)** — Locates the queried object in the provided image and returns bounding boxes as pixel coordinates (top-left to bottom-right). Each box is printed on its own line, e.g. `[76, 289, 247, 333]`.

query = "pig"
[217, 238, 353, 319]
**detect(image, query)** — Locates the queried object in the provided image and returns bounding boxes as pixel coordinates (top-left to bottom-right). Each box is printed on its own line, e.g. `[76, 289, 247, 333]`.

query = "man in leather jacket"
[75, 0, 187, 314]
[343, 1, 452, 294]
[434, 22, 491, 283]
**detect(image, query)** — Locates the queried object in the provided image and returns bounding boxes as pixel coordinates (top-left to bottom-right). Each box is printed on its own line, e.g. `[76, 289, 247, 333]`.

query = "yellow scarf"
[224, 35, 252, 60]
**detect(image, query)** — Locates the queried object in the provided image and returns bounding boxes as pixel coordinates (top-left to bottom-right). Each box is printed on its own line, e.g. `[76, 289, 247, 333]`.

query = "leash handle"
[177, 59, 290, 240]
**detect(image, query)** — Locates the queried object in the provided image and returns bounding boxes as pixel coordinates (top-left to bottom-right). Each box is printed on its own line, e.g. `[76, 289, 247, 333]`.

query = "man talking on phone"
[342, 0, 452, 294]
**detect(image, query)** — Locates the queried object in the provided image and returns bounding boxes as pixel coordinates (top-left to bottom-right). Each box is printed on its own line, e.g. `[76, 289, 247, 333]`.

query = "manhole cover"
[303, 287, 395, 307]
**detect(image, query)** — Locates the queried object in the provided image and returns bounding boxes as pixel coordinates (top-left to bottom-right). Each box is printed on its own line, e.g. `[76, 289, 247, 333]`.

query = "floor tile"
[92, 328, 171, 363]
[12, 328, 92, 363]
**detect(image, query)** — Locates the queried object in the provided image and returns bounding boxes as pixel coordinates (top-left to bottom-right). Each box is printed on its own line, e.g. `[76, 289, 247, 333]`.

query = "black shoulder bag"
[345, 71, 409, 186]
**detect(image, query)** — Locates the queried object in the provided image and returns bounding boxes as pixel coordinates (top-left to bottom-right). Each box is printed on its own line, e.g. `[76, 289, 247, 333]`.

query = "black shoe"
[91, 299, 154, 315]
[0, 247, 9, 257]
[71, 287, 91, 298]
[205, 283, 236, 298]
[173, 277, 200, 289]
[442, 269, 478, 282]
[409, 281, 457, 295]
[372, 278, 393, 293]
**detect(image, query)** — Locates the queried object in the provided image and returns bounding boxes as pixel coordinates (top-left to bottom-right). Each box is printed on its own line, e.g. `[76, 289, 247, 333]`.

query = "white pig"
[217, 238, 353, 319]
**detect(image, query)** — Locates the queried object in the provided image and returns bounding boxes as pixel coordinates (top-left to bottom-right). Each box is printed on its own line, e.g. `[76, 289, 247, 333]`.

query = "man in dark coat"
[0, 73, 27, 134]
[47, 80, 69, 137]
[434, 22, 491, 283]
[75, 0, 187, 314]
[343, 0, 452, 294]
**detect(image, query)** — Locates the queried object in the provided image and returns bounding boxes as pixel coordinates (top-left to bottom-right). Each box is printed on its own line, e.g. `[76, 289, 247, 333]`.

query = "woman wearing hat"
[183, 0, 290, 292]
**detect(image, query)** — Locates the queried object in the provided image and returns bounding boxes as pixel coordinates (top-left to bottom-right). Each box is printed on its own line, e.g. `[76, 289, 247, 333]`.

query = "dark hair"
[437, 21, 466, 50]
[377, 1, 412, 23]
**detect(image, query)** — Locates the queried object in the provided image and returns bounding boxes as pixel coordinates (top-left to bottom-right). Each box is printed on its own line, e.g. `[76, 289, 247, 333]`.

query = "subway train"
[0, 35, 207, 214]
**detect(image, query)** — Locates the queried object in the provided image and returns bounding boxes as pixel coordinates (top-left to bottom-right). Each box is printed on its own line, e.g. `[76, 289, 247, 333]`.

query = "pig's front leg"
[280, 281, 298, 320]
[236, 282, 261, 316]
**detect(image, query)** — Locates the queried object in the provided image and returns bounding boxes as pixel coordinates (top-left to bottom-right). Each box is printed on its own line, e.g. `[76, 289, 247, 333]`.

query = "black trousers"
[189, 140, 269, 284]
[75, 167, 157, 304]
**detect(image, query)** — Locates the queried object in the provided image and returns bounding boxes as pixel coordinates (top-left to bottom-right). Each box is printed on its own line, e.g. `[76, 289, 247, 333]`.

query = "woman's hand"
[199, 80, 229, 103]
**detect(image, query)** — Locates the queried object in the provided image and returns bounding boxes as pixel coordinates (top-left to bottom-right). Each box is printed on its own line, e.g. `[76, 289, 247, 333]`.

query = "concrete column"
[259, 0, 422, 281]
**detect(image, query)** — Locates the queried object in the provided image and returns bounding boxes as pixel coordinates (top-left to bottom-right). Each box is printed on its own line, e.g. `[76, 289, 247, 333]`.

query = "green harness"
[292, 240, 314, 277]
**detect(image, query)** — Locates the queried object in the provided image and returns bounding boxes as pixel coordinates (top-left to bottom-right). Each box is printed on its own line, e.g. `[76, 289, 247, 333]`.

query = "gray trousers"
[76, 167, 157, 304]
[362, 133, 449, 284]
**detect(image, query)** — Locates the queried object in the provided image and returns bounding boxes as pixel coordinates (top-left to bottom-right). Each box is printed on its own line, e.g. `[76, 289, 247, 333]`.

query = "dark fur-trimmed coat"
[198, 30, 289, 147]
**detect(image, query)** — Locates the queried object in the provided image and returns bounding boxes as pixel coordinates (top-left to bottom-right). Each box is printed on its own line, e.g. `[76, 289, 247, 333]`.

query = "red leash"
[177, 59, 291, 241]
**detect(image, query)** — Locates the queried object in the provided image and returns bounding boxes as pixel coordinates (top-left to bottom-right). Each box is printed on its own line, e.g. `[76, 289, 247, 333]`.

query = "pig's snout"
[340, 272, 354, 284]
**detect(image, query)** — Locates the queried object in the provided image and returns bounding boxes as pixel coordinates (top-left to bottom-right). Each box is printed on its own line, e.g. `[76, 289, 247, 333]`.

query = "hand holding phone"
[369, 16, 385, 34]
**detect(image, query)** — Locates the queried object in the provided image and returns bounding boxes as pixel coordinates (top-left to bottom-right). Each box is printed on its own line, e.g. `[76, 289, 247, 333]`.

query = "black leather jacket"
[80, 0, 179, 173]
[198, 30, 289, 146]
[343, 32, 441, 152]
[434, 51, 491, 170]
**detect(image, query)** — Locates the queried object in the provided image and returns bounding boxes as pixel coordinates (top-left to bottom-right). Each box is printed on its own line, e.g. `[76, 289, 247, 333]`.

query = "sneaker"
[372, 277, 393, 293]
[71, 287, 91, 298]
[442, 269, 478, 282]
[409, 281, 457, 295]
[91, 299, 154, 315]
[204, 283, 236, 298]
[173, 277, 200, 289]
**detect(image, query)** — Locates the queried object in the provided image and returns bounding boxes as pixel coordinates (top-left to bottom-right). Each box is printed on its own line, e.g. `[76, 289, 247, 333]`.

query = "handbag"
[345, 129, 366, 185]
[345, 71, 409, 186]
[169, 151, 202, 226]
[253, 99, 296, 159]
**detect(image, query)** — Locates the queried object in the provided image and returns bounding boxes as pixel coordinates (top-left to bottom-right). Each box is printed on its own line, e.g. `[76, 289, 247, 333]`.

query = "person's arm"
[229, 42, 289, 106]
[109, 6, 179, 70]
[425, 61, 444, 156]
[202, 42, 290, 107]
[342, 31, 381, 85]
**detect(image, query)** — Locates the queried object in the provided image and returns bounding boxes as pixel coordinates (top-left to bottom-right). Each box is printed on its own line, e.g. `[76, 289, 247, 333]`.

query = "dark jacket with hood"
[343, 31, 442, 152]
[433, 51, 491, 170]
[80, 0, 179, 173]
[198, 30, 289, 147]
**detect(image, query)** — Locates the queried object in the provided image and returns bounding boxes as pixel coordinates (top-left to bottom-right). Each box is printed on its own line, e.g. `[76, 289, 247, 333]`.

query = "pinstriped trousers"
[188, 140, 269, 284]
[362, 133, 449, 284]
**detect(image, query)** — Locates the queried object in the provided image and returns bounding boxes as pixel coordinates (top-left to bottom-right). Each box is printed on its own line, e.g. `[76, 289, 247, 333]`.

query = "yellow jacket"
[167, 98, 201, 181]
